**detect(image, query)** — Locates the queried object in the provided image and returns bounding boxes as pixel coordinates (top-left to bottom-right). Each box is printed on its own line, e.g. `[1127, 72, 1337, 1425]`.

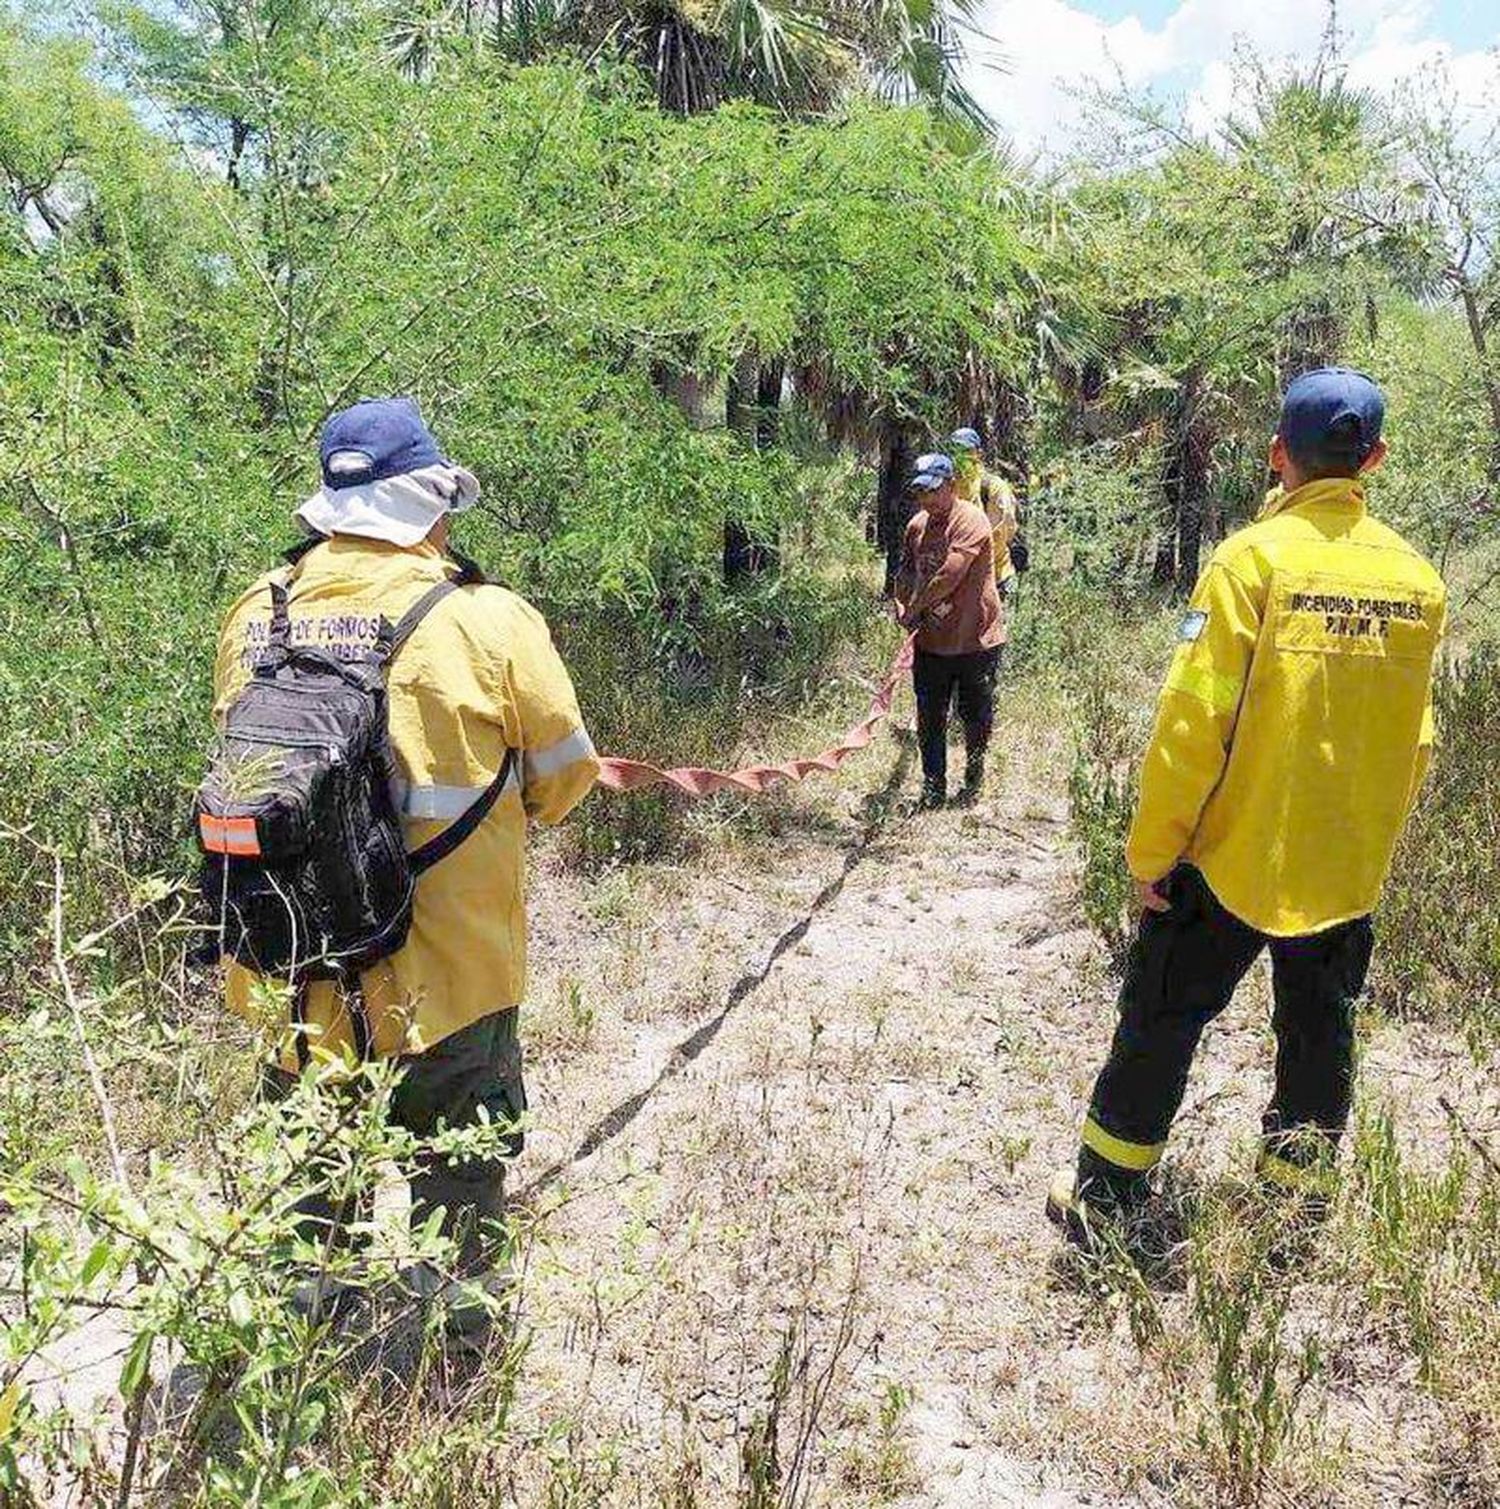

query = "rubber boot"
[408, 1156, 511, 1343]
[912, 781, 946, 813]
[956, 749, 985, 806]
[1256, 1116, 1339, 1225]
[1046, 1147, 1147, 1248]
[284, 1181, 372, 1328]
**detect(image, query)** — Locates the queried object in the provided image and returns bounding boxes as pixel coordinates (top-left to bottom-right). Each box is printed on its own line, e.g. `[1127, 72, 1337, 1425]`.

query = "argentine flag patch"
[1178, 610, 1208, 643]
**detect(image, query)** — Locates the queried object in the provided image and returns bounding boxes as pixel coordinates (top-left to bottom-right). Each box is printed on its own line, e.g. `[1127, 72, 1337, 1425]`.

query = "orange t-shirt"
[899, 499, 1004, 655]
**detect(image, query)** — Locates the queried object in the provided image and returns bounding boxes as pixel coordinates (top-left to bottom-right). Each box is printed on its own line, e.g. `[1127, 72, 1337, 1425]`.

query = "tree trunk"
[1177, 471, 1206, 593]
[726, 351, 756, 440]
[1278, 299, 1343, 387]
[1455, 272, 1500, 486]
[1165, 369, 1212, 594]
[755, 357, 784, 450]
[1151, 534, 1176, 586]
[876, 416, 919, 597]
[227, 118, 251, 191]
[723, 352, 779, 580]
[650, 363, 706, 427]
[983, 375, 1032, 485]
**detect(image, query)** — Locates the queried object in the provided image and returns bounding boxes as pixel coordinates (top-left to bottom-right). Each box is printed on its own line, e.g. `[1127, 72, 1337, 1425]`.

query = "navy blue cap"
[319, 397, 445, 489]
[911, 453, 955, 491]
[949, 427, 982, 452]
[1278, 368, 1385, 466]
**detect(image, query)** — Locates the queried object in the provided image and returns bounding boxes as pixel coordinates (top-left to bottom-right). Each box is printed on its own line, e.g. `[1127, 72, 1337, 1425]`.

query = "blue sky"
[964, 0, 1500, 154]
[1081, 0, 1496, 39]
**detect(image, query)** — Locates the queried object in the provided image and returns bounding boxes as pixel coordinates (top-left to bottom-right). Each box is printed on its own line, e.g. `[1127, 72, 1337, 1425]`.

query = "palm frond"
[382, 0, 468, 79]
[853, 0, 999, 136]
[719, 0, 846, 107]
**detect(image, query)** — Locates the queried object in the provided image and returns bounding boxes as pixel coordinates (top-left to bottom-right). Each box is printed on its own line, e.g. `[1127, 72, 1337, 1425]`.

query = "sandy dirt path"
[504, 734, 1493, 1507]
[503, 747, 1143, 1506]
[23, 732, 1495, 1506]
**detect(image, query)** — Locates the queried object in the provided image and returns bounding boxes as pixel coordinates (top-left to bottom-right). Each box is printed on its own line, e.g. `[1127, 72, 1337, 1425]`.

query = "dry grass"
[4, 620, 1497, 1507]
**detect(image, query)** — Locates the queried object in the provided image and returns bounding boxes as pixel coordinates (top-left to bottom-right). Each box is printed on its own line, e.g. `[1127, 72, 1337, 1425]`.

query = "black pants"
[263, 1007, 526, 1274]
[1081, 867, 1373, 1194]
[913, 646, 1001, 794]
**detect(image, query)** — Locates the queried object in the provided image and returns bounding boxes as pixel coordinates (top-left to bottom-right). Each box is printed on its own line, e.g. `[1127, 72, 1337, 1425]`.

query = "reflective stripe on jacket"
[212, 535, 599, 1065]
[1125, 478, 1445, 936]
[957, 469, 1018, 583]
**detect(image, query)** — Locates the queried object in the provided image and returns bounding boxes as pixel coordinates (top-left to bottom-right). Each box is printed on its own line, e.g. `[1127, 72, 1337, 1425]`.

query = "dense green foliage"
[1376, 650, 1500, 1045]
[1, 0, 1496, 994]
[0, 12, 1029, 889]
[3, 4, 1500, 1502]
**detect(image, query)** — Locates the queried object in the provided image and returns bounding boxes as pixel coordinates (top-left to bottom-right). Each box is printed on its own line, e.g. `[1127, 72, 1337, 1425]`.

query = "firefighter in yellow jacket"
[213, 397, 598, 1324]
[951, 428, 1022, 596]
[1047, 369, 1446, 1238]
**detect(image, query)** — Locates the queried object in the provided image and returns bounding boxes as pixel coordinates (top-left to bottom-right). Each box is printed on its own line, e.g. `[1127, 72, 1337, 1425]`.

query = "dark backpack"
[195, 560, 514, 1054]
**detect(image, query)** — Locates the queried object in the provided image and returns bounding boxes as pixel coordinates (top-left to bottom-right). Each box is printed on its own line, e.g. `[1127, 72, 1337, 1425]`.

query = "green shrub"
[1008, 444, 1169, 680]
[1058, 584, 1166, 961]
[2, 1057, 527, 1507]
[1374, 647, 1500, 1050]
[1188, 1206, 1325, 1504]
[1335, 1104, 1500, 1492]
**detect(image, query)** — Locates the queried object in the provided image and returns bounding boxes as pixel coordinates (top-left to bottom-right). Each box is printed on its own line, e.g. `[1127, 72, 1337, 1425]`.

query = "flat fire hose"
[596, 633, 917, 798]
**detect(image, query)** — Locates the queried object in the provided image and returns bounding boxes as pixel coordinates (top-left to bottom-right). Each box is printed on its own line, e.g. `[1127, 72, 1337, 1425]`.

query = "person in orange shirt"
[894, 453, 1005, 808]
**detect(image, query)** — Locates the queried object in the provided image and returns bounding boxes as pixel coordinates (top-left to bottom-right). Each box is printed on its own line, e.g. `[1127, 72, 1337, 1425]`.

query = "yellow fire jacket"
[956, 468, 1018, 583]
[212, 535, 599, 1066]
[1125, 478, 1445, 936]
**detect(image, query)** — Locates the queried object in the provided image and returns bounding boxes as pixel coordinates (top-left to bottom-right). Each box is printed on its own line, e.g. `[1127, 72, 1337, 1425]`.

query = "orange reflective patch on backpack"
[199, 813, 262, 857]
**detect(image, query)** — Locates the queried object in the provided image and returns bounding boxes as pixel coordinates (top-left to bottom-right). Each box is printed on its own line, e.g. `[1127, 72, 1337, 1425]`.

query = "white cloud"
[1342, 13, 1499, 128]
[964, 0, 1167, 156]
[965, 0, 1498, 157]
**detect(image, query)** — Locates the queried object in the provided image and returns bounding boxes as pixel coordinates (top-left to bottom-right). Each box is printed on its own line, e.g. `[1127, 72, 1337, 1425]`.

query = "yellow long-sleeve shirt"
[1125, 478, 1445, 936]
[956, 467, 1018, 583]
[212, 535, 599, 1066]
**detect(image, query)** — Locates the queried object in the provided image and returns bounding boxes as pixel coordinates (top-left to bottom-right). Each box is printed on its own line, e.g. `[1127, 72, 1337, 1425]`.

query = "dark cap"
[910, 453, 955, 491]
[1278, 368, 1385, 467]
[319, 397, 446, 490]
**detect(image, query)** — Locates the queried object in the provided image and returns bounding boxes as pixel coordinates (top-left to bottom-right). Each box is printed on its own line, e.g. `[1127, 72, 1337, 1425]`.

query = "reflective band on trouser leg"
[1081, 1115, 1165, 1173]
[1258, 1150, 1337, 1196]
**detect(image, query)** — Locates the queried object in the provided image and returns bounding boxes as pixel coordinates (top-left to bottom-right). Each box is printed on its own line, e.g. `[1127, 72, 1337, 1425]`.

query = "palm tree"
[833, 0, 993, 135]
[433, 1, 994, 126]
[381, 0, 1000, 577]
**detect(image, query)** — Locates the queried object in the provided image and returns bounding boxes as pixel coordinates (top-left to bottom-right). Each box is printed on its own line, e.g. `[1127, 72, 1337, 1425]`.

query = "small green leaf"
[80, 1238, 111, 1287]
[119, 1330, 154, 1400]
[0, 1381, 22, 1441]
[227, 1286, 254, 1329]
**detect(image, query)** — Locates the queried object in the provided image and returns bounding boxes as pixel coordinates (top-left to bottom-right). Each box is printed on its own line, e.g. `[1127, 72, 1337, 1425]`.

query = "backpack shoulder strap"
[282, 534, 324, 567]
[446, 548, 487, 585]
[408, 747, 517, 876]
[267, 579, 293, 653]
[380, 554, 489, 664]
[381, 579, 460, 664]
[382, 560, 517, 875]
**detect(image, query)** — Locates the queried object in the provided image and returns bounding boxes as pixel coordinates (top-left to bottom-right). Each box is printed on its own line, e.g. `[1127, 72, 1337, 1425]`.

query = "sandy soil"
[22, 726, 1498, 1506]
